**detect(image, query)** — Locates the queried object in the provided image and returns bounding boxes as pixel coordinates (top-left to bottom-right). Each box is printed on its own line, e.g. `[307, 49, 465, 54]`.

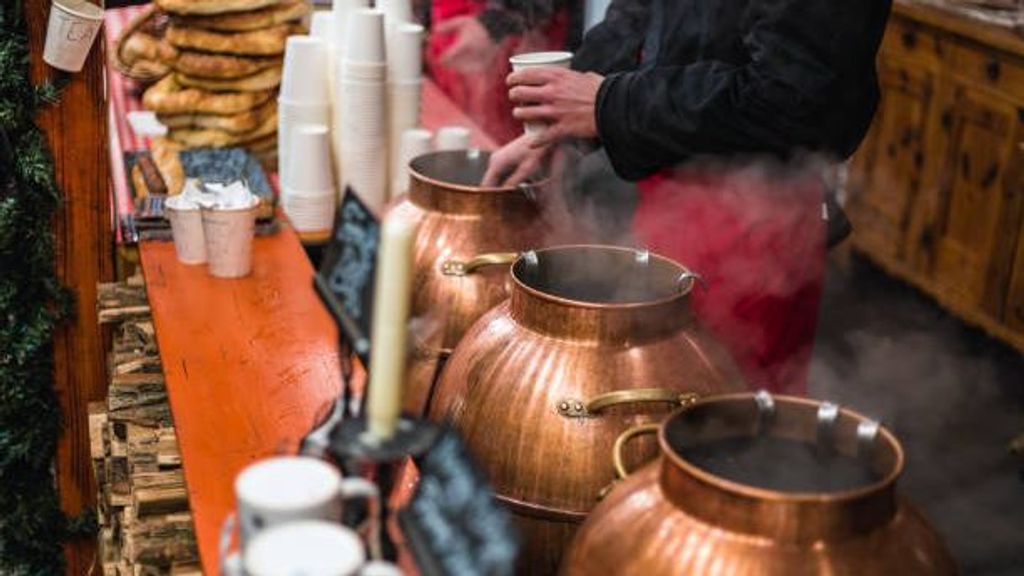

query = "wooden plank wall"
[25, 1, 114, 573]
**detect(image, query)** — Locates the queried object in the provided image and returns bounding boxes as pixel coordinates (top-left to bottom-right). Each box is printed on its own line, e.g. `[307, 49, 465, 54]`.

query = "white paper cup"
[281, 36, 331, 106]
[310, 11, 335, 44]
[43, 0, 104, 72]
[377, 0, 413, 29]
[387, 22, 423, 82]
[344, 8, 386, 64]
[333, 0, 371, 59]
[165, 198, 206, 265]
[201, 200, 260, 279]
[509, 51, 574, 138]
[283, 190, 336, 233]
[287, 125, 334, 193]
[244, 521, 366, 576]
[435, 126, 471, 151]
[392, 128, 432, 197]
[341, 59, 387, 82]
[278, 100, 332, 187]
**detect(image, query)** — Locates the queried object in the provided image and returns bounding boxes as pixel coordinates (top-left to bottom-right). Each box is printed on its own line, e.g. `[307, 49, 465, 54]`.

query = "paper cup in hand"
[43, 0, 104, 72]
[234, 457, 379, 547]
[509, 51, 574, 138]
[435, 126, 471, 151]
[344, 9, 386, 64]
[165, 195, 206, 265]
[244, 521, 366, 576]
[201, 199, 260, 279]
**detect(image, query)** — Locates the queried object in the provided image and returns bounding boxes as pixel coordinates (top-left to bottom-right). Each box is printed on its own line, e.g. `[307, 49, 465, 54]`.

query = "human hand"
[435, 16, 500, 73]
[482, 133, 553, 187]
[508, 67, 604, 148]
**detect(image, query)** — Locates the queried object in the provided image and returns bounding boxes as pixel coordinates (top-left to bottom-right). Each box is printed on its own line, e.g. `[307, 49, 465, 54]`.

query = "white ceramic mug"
[233, 456, 378, 547]
[239, 521, 402, 576]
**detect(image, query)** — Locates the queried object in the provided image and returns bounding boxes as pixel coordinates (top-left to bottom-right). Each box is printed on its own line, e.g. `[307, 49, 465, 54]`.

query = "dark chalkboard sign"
[400, 429, 519, 576]
[314, 188, 380, 366]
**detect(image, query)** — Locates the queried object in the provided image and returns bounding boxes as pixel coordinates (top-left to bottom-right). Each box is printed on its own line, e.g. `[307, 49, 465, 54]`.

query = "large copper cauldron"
[561, 393, 957, 575]
[428, 245, 746, 573]
[388, 149, 560, 416]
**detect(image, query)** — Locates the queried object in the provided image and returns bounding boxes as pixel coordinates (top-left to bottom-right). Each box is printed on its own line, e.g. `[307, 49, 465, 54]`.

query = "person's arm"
[571, 0, 650, 75]
[596, 0, 890, 180]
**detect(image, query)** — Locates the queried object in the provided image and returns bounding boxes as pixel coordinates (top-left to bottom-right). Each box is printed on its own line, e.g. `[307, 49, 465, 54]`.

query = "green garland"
[0, 2, 90, 574]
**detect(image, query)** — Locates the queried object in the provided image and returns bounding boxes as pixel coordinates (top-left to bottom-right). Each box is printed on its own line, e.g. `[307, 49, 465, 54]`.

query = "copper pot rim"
[408, 149, 548, 195]
[511, 244, 695, 310]
[658, 392, 905, 504]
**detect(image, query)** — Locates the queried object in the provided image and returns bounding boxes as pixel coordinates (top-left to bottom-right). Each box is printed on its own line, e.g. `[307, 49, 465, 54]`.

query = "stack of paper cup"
[509, 51, 574, 138]
[283, 125, 337, 234]
[332, 0, 370, 60]
[392, 128, 433, 197]
[435, 125, 472, 151]
[337, 8, 388, 211]
[387, 22, 424, 199]
[279, 36, 332, 190]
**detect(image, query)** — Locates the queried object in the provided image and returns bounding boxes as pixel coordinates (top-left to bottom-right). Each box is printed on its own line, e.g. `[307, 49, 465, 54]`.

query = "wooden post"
[25, 1, 114, 573]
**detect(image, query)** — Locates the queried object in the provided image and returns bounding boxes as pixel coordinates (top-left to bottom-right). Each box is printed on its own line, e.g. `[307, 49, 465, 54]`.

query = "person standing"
[484, 0, 892, 394]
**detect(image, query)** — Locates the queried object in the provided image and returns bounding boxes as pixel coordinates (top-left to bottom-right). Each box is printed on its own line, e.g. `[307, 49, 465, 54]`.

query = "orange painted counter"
[140, 80, 496, 574]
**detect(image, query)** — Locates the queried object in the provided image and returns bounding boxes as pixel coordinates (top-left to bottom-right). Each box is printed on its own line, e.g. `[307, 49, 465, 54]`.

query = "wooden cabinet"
[847, 1, 1024, 352]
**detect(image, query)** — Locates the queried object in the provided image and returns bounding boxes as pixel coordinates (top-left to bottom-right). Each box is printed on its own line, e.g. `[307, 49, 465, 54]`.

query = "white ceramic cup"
[287, 125, 334, 193]
[234, 457, 378, 547]
[344, 9, 386, 64]
[281, 36, 331, 106]
[509, 51, 574, 138]
[43, 0, 104, 72]
[435, 125, 471, 151]
[387, 22, 424, 82]
[392, 128, 432, 197]
[200, 199, 260, 279]
[165, 196, 206, 265]
[243, 521, 365, 576]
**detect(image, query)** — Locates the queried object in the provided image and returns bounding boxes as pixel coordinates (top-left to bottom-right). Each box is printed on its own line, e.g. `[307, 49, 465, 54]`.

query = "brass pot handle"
[441, 251, 520, 276]
[612, 423, 661, 479]
[558, 388, 699, 418]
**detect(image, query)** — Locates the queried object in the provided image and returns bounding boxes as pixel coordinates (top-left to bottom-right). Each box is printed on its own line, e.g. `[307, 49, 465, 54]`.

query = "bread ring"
[155, 0, 282, 16]
[142, 75, 274, 115]
[165, 23, 297, 56]
[173, 0, 310, 32]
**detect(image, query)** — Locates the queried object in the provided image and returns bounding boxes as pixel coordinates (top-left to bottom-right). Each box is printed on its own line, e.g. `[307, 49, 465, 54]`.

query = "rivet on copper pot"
[857, 418, 881, 457]
[635, 249, 650, 265]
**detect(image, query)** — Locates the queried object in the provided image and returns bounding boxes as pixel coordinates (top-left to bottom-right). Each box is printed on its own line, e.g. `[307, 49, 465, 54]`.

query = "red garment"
[633, 168, 827, 395]
[426, 0, 569, 144]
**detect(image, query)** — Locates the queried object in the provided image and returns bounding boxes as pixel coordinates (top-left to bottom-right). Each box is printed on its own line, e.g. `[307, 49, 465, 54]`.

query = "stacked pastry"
[141, 0, 310, 168]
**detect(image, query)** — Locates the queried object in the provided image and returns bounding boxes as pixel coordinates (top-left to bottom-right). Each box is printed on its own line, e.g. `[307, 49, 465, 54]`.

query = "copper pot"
[428, 245, 745, 573]
[561, 393, 957, 576]
[389, 149, 560, 416]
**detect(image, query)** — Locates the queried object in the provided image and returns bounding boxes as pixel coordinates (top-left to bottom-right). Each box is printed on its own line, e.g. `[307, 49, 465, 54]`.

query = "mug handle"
[338, 477, 383, 560]
[219, 512, 244, 576]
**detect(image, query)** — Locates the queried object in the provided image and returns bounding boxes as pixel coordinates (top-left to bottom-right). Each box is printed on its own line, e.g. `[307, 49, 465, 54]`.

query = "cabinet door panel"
[848, 59, 935, 263]
[933, 86, 1023, 317]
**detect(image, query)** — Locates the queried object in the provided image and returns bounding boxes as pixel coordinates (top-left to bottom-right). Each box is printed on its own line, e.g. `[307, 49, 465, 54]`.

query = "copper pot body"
[390, 150, 558, 416]
[561, 393, 957, 576]
[429, 245, 746, 573]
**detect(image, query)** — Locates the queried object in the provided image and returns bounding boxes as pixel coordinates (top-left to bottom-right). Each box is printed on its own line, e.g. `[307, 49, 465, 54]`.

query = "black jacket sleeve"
[594, 0, 889, 181]
[571, 0, 650, 75]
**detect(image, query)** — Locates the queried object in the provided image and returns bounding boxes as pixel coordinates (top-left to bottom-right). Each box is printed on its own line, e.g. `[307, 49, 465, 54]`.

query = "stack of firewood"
[92, 281, 201, 576]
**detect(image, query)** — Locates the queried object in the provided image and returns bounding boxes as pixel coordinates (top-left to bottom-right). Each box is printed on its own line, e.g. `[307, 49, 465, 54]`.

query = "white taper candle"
[366, 211, 419, 440]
